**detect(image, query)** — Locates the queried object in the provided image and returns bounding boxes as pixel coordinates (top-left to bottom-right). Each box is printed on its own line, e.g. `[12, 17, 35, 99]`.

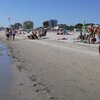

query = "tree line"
[10, 21, 34, 30]
[43, 22, 99, 31]
[5, 21, 100, 31]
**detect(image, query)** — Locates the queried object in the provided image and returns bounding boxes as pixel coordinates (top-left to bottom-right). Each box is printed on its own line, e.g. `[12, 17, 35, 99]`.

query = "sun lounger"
[38, 30, 47, 38]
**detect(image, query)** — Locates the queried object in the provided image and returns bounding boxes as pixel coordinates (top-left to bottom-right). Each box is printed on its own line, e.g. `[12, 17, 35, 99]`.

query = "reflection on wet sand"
[0, 42, 15, 100]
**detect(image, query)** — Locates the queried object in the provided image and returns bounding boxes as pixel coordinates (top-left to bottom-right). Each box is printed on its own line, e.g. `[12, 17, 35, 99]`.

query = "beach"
[0, 31, 100, 100]
[0, 42, 17, 100]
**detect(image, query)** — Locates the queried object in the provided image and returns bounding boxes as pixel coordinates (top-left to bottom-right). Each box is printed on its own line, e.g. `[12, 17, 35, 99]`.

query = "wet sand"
[0, 42, 16, 100]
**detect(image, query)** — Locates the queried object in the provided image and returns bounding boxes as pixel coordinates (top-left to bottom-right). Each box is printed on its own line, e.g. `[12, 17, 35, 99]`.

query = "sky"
[0, 0, 100, 27]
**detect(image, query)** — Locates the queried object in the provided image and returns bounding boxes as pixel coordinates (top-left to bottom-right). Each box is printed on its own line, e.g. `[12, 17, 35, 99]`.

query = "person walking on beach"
[12, 29, 16, 41]
[5, 28, 10, 41]
[9, 28, 12, 40]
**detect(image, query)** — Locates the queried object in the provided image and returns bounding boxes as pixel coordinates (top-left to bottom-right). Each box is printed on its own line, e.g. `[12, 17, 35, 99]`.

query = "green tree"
[14, 23, 22, 29]
[58, 24, 67, 29]
[67, 25, 74, 31]
[75, 23, 83, 29]
[10, 23, 22, 29]
[85, 23, 94, 27]
[23, 21, 34, 29]
[43, 21, 49, 28]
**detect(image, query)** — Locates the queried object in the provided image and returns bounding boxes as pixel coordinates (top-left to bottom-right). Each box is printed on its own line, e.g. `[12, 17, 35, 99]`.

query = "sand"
[0, 31, 100, 100]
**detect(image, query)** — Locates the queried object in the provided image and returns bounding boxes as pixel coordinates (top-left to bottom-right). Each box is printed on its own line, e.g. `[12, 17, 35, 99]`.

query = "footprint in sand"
[48, 96, 57, 100]
[16, 64, 24, 72]
[29, 75, 37, 82]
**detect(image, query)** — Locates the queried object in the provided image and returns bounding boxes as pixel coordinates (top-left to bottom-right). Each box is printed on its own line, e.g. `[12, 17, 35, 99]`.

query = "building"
[49, 20, 58, 28]
[43, 19, 58, 28]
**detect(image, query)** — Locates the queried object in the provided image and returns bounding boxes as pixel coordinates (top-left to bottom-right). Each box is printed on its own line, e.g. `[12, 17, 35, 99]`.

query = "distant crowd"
[5, 28, 16, 41]
[77, 25, 100, 44]
[5, 26, 100, 56]
[77, 25, 100, 56]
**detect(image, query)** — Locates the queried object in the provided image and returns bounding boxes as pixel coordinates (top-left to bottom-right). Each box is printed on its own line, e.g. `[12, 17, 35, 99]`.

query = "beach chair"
[38, 30, 47, 38]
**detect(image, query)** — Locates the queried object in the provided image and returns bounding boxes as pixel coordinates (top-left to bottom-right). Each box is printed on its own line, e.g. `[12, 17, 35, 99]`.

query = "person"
[9, 28, 12, 40]
[5, 28, 10, 41]
[28, 31, 38, 39]
[80, 31, 84, 42]
[86, 25, 94, 44]
[63, 28, 68, 35]
[77, 31, 84, 42]
[94, 26, 100, 56]
[32, 31, 38, 39]
[12, 29, 16, 41]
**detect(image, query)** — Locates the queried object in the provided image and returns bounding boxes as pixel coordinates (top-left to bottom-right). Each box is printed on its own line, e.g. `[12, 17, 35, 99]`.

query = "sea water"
[0, 42, 16, 99]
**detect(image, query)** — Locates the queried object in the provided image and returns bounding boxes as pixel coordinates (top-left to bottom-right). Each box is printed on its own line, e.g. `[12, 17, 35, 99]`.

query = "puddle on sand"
[0, 42, 17, 100]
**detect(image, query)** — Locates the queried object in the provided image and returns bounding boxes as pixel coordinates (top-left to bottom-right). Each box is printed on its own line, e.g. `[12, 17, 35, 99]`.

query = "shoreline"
[7, 40, 58, 100]
[0, 36, 58, 99]
[0, 42, 15, 99]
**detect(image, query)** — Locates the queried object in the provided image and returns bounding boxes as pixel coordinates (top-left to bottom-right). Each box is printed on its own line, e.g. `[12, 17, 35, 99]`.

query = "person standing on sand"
[12, 29, 16, 41]
[94, 26, 100, 56]
[87, 25, 94, 44]
[5, 28, 10, 41]
[9, 28, 12, 40]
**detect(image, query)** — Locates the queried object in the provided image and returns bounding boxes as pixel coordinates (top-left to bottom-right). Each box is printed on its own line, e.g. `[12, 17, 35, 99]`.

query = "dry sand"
[0, 31, 100, 100]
